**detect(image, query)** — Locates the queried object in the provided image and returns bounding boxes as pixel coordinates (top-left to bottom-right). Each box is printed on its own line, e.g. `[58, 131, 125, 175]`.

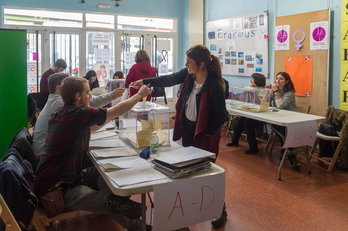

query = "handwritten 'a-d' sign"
[283, 120, 317, 148]
[152, 173, 225, 231]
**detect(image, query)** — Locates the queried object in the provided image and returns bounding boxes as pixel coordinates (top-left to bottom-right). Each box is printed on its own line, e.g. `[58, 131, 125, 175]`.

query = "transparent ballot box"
[105, 79, 125, 92]
[119, 101, 171, 148]
[229, 87, 271, 112]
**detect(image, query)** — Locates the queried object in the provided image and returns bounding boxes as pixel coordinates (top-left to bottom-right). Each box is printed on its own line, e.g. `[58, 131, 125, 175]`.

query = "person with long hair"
[130, 45, 229, 228]
[125, 49, 157, 101]
[226, 73, 266, 154]
[83, 70, 99, 91]
[266, 71, 300, 170]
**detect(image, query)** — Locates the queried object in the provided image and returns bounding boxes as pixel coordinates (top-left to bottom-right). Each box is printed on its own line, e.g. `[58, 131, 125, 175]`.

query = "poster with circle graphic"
[275, 25, 290, 50]
[310, 21, 329, 50]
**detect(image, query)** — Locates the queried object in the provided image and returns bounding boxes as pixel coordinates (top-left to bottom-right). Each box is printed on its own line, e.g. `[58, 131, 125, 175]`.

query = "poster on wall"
[310, 21, 329, 50]
[275, 25, 290, 50]
[206, 11, 269, 77]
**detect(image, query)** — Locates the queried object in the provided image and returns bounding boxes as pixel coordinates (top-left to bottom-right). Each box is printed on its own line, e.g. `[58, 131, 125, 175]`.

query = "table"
[226, 100, 325, 180]
[89, 129, 225, 230]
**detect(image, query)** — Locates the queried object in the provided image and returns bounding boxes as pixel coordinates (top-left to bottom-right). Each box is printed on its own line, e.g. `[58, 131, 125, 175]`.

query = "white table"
[89, 129, 225, 230]
[226, 100, 325, 180]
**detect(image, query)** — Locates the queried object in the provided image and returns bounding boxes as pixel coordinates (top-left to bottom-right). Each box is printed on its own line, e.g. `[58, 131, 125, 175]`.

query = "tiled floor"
[34, 130, 348, 231]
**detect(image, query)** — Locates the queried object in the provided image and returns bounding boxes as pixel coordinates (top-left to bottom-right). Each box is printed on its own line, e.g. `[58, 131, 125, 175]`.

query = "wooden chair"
[308, 106, 348, 172]
[0, 194, 21, 231]
[30, 207, 80, 231]
[308, 131, 342, 172]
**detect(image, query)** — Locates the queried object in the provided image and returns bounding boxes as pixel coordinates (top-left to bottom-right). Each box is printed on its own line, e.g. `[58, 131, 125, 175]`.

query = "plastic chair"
[0, 194, 21, 231]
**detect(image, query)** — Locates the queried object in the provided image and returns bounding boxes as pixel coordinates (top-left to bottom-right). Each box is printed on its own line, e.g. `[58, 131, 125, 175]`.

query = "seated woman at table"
[265, 71, 300, 170]
[226, 73, 266, 154]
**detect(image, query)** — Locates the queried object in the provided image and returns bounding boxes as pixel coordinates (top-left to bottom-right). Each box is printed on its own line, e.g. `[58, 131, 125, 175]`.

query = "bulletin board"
[274, 9, 330, 116]
[206, 11, 269, 77]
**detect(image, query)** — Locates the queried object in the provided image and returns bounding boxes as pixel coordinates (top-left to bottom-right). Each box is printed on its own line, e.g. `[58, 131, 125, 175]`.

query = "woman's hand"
[129, 80, 144, 89]
[272, 83, 279, 91]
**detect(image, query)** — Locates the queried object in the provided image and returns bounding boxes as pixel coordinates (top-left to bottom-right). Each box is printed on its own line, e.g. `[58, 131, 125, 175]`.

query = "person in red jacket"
[125, 50, 157, 101]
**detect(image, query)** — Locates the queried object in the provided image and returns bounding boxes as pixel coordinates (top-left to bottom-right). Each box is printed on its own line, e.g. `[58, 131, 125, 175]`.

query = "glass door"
[120, 33, 144, 75]
[26, 31, 42, 94]
[49, 32, 80, 77]
[86, 31, 115, 87]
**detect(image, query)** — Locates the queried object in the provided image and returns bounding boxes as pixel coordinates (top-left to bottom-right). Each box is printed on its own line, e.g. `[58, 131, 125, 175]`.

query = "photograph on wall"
[206, 11, 268, 77]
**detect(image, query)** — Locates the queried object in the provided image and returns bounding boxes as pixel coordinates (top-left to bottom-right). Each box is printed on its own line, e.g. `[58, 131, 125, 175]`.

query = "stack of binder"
[151, 146, 215, 179]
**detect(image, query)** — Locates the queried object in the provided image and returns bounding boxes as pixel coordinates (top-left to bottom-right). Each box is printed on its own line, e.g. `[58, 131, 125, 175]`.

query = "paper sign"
[283, 121, 317, 148]
[153, 173, 225, 231]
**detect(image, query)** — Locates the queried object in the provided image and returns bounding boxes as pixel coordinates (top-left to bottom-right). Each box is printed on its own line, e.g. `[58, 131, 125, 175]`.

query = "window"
[4, 8, 82, 28]
[117, 15, 176, 32]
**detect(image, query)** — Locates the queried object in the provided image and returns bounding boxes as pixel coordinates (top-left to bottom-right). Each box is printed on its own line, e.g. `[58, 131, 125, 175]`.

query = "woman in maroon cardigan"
[131, 45, 229, 228]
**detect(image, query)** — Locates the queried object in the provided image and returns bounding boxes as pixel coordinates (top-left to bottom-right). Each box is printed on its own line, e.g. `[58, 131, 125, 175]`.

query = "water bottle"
[118, 119, 124, 136]
[150, 131, 159, 154]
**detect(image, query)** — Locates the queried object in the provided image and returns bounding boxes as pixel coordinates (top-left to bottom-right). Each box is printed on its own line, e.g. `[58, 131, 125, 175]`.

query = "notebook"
[152, 158, 211, 179]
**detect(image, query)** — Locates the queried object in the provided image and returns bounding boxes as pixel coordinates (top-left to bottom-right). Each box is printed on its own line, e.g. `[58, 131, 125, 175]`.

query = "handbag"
[152, 86, 167, 104]
[318, 123, 341, 136]
[40, 188, 66, 218]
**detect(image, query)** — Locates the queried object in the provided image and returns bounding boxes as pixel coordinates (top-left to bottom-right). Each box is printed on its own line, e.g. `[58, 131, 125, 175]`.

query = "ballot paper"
[90, 130, 116, 141]
[89, 138, 127, 149]
[95, 123, 115, 132]
[98, 156, 151, 171]
[90, 147, 137, 158]
[151, 146, 216, 167]
[106, 166, 167, 187]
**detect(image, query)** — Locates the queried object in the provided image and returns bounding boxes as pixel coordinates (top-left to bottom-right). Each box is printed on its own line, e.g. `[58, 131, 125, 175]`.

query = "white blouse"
[185, 81, 203, 122]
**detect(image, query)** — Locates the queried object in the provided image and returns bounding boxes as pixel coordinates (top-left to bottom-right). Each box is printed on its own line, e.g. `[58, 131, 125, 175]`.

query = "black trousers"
[232, 116, 264, 151]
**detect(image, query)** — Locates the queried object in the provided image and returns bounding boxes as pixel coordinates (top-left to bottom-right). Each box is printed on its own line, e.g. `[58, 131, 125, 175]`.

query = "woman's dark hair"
[251, 73, 266, 87]
[84, 70, 97, 81]
[186, 45, 225, 90]
[113, 71, 124, 79]
[276, 71, 295, 92]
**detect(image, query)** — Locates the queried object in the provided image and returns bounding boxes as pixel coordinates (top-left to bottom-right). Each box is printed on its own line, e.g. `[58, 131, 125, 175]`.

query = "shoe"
[211, 204, 227, 228]
[226, 141, 239, 147]
[289, 159, 301, 171]
[107, 195, 143, 219]
[244, 149, 259, 154]
[146, 224, 152, 231]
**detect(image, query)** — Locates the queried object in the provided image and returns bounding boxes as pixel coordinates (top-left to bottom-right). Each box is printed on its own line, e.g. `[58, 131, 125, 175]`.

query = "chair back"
[0, 194, 21, 231]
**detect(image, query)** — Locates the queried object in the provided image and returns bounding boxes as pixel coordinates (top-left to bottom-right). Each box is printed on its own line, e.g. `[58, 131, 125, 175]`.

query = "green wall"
[0, 29, 27, 157]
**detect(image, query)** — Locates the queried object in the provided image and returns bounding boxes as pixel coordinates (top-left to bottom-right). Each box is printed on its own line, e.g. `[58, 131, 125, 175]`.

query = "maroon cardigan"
[173, 77, 223, 161]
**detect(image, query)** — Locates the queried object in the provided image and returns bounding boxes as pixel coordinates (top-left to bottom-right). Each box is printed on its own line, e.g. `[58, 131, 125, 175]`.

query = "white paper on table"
[90, 147, 137, 158]
[90, 130, 116, 141]
[151, 146, 216, 167]
[89, 138, 126, 149]
[97, 156, 150, 169]
[106, 166, 167, 187]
